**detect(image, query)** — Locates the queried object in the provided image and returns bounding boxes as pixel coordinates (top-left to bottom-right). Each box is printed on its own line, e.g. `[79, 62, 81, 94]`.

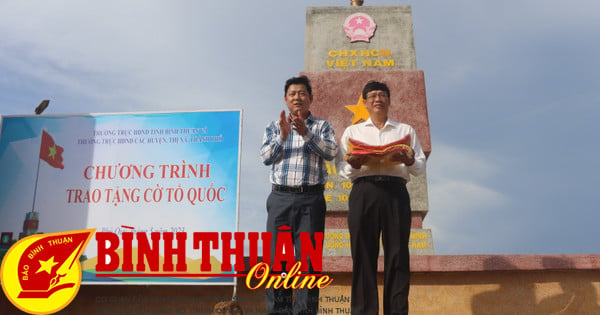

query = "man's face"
[285, 84, 312, 117]
[364, 89, 390, 117]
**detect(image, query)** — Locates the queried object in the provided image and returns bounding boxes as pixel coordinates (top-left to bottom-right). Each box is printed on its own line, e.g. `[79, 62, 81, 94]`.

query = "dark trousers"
[348, 180, 412, 315]
[265, 190, 326, 315]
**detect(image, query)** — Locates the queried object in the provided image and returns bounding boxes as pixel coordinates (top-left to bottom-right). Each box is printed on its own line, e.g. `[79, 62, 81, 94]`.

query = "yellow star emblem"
[344, 95, 370, 124]
[48, 145, 57, 160]
[36, 256, 59, 274]
[48, 146, 56, 160]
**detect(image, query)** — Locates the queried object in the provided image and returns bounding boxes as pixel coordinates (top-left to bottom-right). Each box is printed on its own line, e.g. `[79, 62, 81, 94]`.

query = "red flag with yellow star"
[39, 130, 64, 169]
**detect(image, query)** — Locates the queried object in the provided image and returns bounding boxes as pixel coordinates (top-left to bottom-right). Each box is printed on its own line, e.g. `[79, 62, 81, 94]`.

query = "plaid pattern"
[261, 113, 337, 186]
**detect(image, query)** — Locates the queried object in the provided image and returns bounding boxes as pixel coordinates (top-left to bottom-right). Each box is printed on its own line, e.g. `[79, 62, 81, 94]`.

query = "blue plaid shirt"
[260, 113, 338, 186]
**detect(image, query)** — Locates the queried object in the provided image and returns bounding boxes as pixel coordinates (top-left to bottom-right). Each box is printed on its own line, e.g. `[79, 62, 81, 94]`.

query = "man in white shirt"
[337, 81, 426, 315]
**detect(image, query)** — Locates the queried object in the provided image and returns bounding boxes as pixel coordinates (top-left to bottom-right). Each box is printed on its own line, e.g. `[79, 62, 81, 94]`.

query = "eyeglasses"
[287, 91, 309, 98]
[365, 92, 389, 100]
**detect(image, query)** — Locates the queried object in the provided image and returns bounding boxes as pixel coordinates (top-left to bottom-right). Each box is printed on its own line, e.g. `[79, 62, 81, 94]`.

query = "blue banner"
[0, 110, 242, 285]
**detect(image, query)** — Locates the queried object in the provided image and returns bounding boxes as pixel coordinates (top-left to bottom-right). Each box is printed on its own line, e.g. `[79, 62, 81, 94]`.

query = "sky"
[0, 0, 599, 255]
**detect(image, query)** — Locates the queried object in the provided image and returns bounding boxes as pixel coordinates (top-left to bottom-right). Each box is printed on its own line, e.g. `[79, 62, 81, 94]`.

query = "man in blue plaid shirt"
[260, 75, 338, 315]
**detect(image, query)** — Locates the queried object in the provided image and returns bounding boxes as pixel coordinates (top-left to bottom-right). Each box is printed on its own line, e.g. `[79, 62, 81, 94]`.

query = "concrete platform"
[3, 254, 599, 314]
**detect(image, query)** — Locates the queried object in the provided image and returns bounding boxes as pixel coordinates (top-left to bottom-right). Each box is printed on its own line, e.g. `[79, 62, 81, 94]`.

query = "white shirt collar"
[364, 117, 398, 129]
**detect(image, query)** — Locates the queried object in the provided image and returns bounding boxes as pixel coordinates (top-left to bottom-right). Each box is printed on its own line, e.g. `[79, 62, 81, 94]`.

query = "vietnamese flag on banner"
[39, 130, 64, 169]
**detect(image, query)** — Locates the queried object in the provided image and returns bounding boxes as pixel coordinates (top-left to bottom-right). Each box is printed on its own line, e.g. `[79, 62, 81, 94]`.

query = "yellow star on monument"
[36, 256, 59, 274]
[344, 95, 370, 124]
[48, 145, 57, 160]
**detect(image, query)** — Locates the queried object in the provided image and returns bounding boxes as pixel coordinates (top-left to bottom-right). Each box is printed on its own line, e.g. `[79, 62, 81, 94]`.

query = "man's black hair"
[362, 81, 390, 100]
[285, 75, 312, 96]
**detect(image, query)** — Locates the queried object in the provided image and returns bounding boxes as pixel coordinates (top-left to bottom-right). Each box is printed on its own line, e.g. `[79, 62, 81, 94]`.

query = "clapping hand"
[279, 110, 292, 140]
[289, 110, 308, 136]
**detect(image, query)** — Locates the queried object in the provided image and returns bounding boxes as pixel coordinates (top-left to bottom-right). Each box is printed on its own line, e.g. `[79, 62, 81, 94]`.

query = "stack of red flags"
[346, 134, 413, 166]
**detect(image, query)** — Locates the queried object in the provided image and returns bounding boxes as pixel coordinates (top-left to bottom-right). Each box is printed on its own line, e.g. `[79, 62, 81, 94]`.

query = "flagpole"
[30, 102, 50, 214]
[31, 132, 44, 213]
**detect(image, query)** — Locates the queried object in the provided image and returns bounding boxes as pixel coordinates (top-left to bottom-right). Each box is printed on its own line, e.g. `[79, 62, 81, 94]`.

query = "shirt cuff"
[276, 134, 285, 144]
[302, 130, 314, 142]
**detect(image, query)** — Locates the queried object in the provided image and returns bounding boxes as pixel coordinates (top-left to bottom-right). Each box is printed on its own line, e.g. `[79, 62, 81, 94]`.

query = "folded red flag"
[346, 134, 413, 165]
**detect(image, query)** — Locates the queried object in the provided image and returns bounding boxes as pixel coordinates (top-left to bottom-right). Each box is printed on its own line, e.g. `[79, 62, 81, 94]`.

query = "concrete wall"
[3, 255, 599, 314]
[411, 270, 600, 314]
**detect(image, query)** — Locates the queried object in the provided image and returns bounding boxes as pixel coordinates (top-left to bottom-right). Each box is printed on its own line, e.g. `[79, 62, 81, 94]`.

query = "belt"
[272, 184, 324, 193]
[353, 175, 406, 185]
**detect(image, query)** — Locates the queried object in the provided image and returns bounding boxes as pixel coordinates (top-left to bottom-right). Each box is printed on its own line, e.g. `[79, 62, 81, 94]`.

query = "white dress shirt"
[337, 118, 426, 182]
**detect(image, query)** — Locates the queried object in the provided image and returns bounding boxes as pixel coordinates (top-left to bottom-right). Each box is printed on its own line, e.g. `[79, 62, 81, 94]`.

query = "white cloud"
[424, 142, 509, 253]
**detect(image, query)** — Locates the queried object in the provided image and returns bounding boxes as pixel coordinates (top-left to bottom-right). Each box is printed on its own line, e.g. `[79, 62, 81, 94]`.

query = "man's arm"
[336, 127, 362, 179]
[303, 120, 338, 161]
[407, 127, 426, 176]
[261, 110, 294, 165]
[260, 121, 284, 166]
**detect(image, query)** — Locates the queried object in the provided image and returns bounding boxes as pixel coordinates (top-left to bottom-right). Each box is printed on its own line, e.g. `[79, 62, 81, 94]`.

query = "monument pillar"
[302, 4, 433, 256]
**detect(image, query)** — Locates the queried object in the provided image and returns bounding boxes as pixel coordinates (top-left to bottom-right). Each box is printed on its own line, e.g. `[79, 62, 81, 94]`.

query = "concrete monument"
[303, 5, 434, 256]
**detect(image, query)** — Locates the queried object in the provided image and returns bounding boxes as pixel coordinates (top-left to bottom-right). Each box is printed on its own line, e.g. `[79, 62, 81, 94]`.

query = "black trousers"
[348, 179, 412, 315]
[265, 190, 326, 315]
